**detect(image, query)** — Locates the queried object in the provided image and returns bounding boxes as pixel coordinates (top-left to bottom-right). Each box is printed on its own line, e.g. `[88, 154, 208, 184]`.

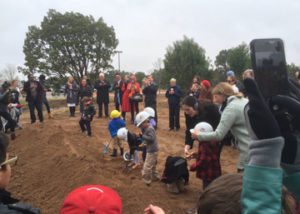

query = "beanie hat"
[226, 70, 235, 77]
[60, 185, 122, 214]
[201, 80, 211, 90]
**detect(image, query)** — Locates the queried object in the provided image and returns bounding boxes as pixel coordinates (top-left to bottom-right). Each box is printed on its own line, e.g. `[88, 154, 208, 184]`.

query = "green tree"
[287, 63, 300, 79]
[135, 72, 146, 85]
[23, 9, 118, 81]
[214, 43, 251, 80]
[163, 36, 210, 91]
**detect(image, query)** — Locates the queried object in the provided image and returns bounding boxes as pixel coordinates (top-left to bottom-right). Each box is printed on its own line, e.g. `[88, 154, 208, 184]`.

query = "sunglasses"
[0, 155, 18, 169]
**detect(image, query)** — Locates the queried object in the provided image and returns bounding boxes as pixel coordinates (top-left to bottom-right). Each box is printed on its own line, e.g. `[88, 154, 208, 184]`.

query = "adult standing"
[0, 82, 16, 140]
[165, 78, 182, 131]
[113, 73, 123, 111]
[22, 74, 44, 125]
[142, 75, 158, 127]
[78, 78, 93, 113]
[182, 96, 220, 155]
[121, 75, 130, 120]
[94, 73, 111, 118]
[39, 74, 53, 119]
[191, 82, 251, 172]
[127, 74, 141, 124]
[226, 70, 245, 94]
[65, 76, 79, 117]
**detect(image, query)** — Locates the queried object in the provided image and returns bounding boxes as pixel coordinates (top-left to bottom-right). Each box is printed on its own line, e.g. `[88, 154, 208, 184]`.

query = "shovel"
[100, 138, 113, 157]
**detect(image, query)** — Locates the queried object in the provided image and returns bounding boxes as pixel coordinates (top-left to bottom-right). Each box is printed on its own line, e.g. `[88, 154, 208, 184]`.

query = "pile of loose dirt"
[8, 96, 238, 214]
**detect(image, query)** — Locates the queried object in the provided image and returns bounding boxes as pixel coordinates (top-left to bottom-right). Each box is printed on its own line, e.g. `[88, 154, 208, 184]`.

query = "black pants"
[0, 111, 16, 133]
[69, 106, 76, 116]
[130, 100, 139, 122]
[98, 101, 109, 117]
[28, 100, 43, 123]
[43, 96, 51, 113]
[169, 104, 180, 129]
[79, 118, 91, 136]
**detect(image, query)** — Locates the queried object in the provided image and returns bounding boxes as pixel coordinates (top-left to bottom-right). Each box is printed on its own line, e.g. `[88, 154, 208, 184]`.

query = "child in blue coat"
[109, 110, 126, 157]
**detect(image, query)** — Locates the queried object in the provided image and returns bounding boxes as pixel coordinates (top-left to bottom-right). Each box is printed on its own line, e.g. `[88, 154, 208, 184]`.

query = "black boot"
[110, 149, 117, 157]
[120, 148, 124, 156]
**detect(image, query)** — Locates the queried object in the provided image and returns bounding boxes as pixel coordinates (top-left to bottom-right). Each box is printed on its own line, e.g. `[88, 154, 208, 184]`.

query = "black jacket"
[143, 83, 158, 107]
[0, 88, 10, 112]
[78, 85, 93, 100]
[127, 132, 142, 155]
[161, 156, 189, 184]
[113, 80, 124, 104]
[185, 101, 220, 148]
[0, 189, 40, 214]
[166, 85, 182, 106]
[81, 105, 96, 121]
[94, 80, 111, 104]
[23, 81, 43, 102]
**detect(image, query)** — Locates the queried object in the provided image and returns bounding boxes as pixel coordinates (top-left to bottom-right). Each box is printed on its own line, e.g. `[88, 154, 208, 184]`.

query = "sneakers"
[166, 183, 179, 194]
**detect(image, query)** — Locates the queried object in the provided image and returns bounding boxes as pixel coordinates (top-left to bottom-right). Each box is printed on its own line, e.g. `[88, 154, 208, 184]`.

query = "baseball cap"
[60, 185, 122, 214]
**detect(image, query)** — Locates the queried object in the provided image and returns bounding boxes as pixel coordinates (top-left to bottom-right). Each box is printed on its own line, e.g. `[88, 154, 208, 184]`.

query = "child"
[117, 127, 142, 169]
[109, 110, 126, 157]
[135, 111, 159, 185]
[79, 97, 95, 137]
[189, 122, 221, 189]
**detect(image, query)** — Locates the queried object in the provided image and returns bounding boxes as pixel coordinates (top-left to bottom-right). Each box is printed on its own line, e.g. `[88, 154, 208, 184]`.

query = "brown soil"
[8, 95, 238, 214]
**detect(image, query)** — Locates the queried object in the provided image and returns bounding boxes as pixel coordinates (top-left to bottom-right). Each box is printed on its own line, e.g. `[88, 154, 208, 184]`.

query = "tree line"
[13, 9, 300, 91]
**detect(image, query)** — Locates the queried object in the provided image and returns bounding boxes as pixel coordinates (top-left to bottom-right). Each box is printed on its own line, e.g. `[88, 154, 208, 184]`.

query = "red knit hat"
[201, 80, 211, 89]
[60, 185, 122, 214]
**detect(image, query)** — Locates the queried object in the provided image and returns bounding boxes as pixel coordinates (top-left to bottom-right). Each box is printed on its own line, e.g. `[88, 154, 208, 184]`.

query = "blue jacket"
[242, 165, 300, 213]
[109, 118, 126, 137]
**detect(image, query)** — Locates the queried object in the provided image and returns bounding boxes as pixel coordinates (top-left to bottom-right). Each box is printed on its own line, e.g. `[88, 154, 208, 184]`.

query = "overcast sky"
[0, 0, 299, 74]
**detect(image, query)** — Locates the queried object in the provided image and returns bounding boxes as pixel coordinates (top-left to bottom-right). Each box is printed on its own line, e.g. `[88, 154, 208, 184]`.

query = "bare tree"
[1, 64, 19, 82]
[153, 58, 162, 94]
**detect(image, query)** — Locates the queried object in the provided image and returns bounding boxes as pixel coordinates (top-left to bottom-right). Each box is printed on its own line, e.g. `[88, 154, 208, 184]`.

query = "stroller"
[1, 104, 22, 133]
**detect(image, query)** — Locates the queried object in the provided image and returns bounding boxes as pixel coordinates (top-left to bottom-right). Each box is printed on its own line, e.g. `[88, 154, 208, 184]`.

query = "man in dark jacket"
[113, 73, 123, 111]
[0, 82, 16, 140]
[166, 78, 182, 131]
[94, 73, 111, 118]
[38, 75, 53, 119]
[0, 133, 40, 213]
[22, 74, 44, 125]
[143, 75, 158, 126]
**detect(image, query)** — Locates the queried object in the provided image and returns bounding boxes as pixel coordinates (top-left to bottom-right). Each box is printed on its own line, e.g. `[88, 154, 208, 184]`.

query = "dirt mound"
[7, 97, 238, 214]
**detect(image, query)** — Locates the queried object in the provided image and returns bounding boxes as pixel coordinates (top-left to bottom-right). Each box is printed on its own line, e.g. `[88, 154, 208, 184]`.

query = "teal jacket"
[197, 96, 250, 170]
[242, 165, 300, 213]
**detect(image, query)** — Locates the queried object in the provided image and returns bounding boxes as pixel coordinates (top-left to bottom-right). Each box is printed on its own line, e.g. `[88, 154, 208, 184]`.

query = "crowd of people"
[0, 68, 300, 213]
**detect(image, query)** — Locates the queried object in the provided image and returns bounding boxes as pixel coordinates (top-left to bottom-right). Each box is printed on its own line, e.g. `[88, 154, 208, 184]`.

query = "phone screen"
[250, 39, 289, 98]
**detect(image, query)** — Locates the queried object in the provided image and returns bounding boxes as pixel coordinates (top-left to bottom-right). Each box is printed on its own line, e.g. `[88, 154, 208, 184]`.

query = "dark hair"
[39, 74, 46, 81]
[182, 96, 199, 110]
[115, 73, 121, 76]
[1, 81, 10, 91]
[0, 133, 9, 165]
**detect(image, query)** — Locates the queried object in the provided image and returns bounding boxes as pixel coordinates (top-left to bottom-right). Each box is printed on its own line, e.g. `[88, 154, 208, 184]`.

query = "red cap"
[201, 80, 211, 90]
[60, 185, 122, 214]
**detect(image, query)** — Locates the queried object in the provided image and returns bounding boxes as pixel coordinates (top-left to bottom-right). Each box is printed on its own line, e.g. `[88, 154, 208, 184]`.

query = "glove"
[244, 78, 284, 168]
[270, 95, 300, 174]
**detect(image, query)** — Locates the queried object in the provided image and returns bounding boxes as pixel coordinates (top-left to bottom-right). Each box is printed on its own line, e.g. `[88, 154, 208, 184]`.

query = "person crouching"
[117, 127, 142, 169]
[189, 122, 221, 189]
[109, 110, 126, 157]
[135, 111, 159, 185]
[79, 97, 95, 137]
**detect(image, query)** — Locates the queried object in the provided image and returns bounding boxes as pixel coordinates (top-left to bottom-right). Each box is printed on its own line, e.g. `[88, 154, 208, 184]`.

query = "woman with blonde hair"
[65, 76, 79, 117]
[191, 82, 250, 172]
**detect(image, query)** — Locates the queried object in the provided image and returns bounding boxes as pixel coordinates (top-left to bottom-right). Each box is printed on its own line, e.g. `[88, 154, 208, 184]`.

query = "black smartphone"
[250, 38, 289, 98]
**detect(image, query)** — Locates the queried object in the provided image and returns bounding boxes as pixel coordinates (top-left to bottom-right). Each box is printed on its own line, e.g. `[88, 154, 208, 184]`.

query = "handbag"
[130, 93, 143, 102]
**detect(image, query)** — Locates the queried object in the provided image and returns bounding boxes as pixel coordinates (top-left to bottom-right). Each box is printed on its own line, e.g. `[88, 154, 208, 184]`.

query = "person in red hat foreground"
[60, 185, 122, 214]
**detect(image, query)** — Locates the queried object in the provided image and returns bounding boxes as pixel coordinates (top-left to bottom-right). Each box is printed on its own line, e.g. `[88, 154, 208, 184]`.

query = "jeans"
[28, 99, 43, 123]
[130, 100, 139, 122]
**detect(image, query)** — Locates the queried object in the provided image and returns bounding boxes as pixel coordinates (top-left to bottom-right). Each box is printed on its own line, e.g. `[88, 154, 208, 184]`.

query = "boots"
[120, 148, 124, 156]
[11, 132, 16, 140]
[110, 149, 117, 157]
